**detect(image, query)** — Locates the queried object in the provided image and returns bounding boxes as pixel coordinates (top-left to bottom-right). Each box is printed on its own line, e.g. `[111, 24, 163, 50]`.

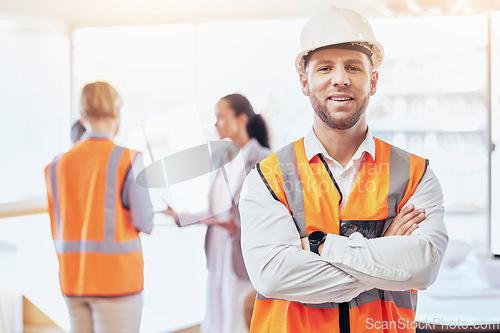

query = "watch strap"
[310, 242, 320, 255]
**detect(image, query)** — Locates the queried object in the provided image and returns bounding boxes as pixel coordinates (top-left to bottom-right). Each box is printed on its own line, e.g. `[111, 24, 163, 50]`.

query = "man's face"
[300, 48, 378, 131]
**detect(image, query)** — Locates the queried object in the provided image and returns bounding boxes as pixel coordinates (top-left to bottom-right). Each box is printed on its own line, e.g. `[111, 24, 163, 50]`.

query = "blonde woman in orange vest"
[239, 7, 449, 333]
[45, 82, 153, 333]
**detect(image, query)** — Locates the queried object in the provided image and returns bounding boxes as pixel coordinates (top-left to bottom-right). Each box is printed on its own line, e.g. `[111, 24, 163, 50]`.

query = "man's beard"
[310, 93, 369, 130]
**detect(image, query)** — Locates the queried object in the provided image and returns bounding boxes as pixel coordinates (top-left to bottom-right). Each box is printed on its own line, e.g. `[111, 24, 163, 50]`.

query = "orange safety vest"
[252, 137, 428, 333]
[45, 138, 144, 297]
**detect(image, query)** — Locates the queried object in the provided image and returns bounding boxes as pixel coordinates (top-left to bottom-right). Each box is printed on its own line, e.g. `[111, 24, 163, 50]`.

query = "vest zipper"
[339, 302, 350, 333]
[319, 154, 350, 331]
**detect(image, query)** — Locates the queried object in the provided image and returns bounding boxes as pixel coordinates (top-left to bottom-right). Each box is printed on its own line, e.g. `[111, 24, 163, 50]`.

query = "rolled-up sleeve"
[122, 153, 154, 234]
[240, 169, 370, 304]
[321, 167, 448, 291]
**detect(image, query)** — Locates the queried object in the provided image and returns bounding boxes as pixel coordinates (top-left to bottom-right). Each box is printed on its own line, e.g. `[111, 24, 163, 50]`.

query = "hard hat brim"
[295, 40, 384, 73]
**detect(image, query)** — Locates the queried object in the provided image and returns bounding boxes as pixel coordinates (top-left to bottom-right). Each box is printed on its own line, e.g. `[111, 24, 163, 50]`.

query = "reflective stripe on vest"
[255, 288, 415, 311]
[252, 137, 428, 333]
[49, 146, 141, 254]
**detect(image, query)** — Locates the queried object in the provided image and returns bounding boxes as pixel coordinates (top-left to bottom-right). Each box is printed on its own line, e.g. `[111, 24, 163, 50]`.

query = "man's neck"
[313, 119, 368, 169]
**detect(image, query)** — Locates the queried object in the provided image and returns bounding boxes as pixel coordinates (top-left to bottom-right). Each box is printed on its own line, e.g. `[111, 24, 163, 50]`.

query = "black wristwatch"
[308, 231, 326, 255]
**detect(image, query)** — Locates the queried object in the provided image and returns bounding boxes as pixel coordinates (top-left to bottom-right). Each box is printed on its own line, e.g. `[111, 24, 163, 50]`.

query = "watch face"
[308, 231, 325, 244]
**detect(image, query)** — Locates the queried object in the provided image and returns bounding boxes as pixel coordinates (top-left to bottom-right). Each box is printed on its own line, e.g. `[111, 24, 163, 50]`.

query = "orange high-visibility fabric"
[251, 299, 341, 333]
[45, 138, 143, 296]
[251, 137, 427, 333]
[340, 139, 391, 222]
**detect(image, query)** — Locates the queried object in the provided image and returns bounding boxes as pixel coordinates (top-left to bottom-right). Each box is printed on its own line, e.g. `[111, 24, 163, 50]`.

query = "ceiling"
[0, 0, 376, 28]
[0, 0, 498, 28]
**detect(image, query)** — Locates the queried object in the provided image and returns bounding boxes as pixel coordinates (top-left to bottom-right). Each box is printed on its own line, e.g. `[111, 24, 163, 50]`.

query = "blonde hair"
[80, 82, 122, 119]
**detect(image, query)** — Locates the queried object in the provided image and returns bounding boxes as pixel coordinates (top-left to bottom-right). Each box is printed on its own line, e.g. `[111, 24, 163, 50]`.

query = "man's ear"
[299, 72, 310, 97]
[370, 71, 379, 96]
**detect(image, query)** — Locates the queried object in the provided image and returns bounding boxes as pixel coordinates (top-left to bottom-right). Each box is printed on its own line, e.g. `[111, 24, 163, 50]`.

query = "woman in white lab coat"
[167, 93, 271, 333]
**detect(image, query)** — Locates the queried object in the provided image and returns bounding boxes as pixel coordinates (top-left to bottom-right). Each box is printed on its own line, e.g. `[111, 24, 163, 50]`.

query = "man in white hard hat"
[240, 7, 448, 333]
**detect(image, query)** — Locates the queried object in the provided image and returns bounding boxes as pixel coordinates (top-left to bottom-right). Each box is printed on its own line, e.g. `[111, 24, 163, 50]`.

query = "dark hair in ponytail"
[220, 93, 270, 149]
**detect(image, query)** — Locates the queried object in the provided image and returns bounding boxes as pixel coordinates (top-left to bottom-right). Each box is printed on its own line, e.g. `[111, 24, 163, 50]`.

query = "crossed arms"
[239, 167, 448, 304]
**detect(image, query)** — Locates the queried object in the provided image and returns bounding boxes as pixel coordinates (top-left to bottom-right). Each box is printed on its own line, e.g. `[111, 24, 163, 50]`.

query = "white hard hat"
[295, 7, 384, 72]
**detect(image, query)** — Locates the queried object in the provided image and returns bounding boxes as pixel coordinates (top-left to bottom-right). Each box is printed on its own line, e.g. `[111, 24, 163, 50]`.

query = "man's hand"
[383, 204, 425, 236]
[299, 204, 425, 254]
[301, 237, 309, 251]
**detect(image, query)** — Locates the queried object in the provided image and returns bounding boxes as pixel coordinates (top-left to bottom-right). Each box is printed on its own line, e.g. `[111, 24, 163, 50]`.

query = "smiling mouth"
[328, 97, 354, 101]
